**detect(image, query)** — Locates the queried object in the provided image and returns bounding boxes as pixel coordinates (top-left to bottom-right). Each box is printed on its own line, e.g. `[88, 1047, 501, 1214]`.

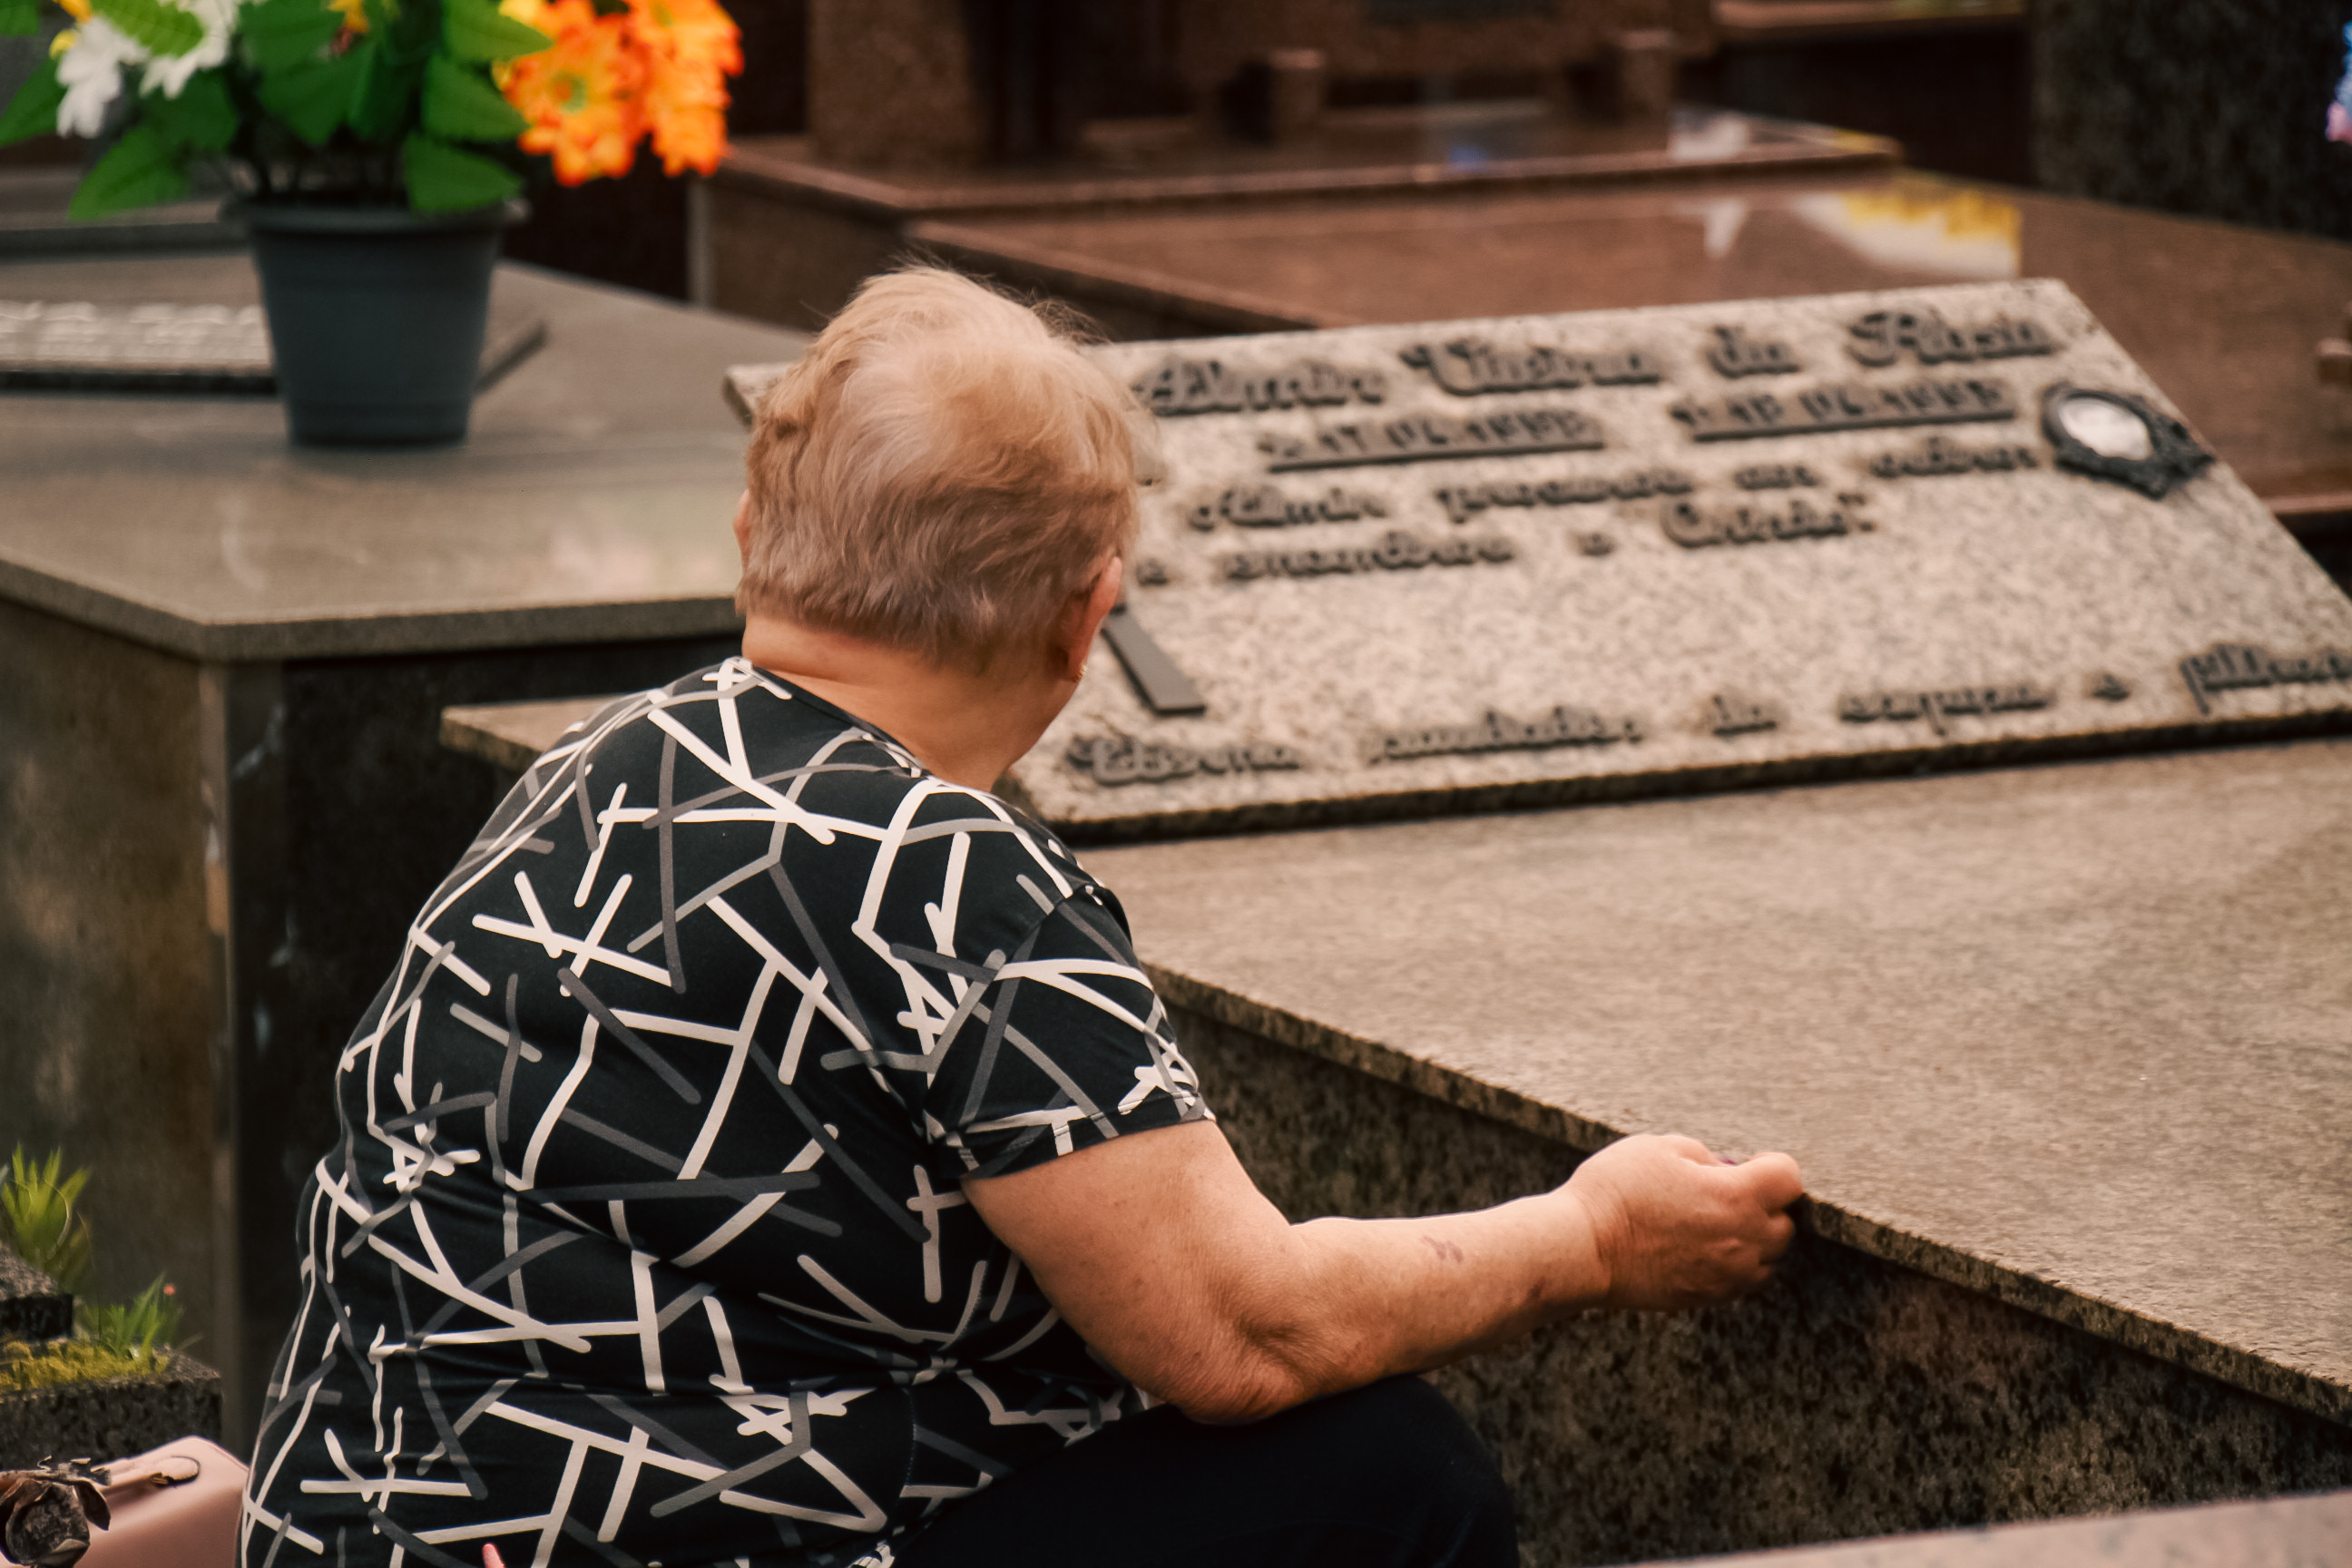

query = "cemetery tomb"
[999, 279, 2352, 839]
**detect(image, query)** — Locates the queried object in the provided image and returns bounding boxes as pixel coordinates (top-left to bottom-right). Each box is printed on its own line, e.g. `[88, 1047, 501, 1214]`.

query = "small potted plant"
[0, 0, 738, 445]
[0, 1149, 217, 1465]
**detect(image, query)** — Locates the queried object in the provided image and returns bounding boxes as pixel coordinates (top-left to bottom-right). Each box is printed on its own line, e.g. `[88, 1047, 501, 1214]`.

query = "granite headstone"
[994, 279, 2352, 838]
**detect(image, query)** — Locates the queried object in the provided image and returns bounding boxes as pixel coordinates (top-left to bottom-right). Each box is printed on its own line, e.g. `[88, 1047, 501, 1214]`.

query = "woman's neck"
[740, 615, 1072, 792]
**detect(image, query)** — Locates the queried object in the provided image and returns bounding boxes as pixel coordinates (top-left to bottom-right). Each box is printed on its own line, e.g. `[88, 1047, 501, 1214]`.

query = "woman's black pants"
[892, 1376, 1517, 1568]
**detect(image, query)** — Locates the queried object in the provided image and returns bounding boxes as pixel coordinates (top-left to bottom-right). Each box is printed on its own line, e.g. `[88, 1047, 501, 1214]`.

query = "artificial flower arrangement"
[0, 0, 740, 215]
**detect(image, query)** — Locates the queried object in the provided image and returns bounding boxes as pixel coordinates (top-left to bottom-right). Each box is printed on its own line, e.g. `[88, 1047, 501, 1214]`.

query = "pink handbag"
[79, 1440, 246, 1568]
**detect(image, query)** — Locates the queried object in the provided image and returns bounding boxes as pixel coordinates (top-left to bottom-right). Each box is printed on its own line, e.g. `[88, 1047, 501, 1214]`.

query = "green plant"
[0, 0, 740, 217]
[0, 1147, 94, 1298]
[80, 1276, 181, 1362]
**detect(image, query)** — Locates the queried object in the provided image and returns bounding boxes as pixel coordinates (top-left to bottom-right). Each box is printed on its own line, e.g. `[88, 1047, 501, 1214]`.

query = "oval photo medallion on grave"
[2040, 383, 2213, 499]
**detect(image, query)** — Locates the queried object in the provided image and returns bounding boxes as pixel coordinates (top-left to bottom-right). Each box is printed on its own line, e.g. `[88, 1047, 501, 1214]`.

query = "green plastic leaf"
[257, 45, 364, 142]
[421, 50, 524, 139]
[401, 129, 520, 211]
[142, 69, 237, 150]
[441, 0, 548, 64]
[68, 124, 190, 218]
[347, 37, 425, 139]
[0, 0, 40, 38]
[90, 0, 205, 56]
[240, 0, 346, 70]
[0, 58, 64, 145]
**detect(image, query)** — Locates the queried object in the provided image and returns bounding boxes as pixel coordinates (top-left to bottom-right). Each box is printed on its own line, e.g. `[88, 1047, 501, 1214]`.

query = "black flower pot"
[236, 198, 527, 447]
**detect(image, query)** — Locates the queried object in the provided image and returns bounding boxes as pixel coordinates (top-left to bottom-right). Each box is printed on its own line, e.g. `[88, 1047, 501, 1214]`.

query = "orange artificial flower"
[629, 0, 738, 78]
[642, 54, 728, 174]
[498, 0, 647, 184]
[630, 0, 736, 175]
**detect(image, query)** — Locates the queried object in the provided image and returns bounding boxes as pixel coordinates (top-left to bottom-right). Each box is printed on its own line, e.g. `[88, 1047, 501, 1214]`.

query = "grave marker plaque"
[1000, 280, 2352, 838]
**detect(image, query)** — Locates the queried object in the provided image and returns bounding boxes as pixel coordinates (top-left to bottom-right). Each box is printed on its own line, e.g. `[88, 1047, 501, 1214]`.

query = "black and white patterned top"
[241, 659, 1213, 1568]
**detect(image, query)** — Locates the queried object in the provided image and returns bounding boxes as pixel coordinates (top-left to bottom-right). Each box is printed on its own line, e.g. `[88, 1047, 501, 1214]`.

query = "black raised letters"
[1187, 485, 1389, 530]
[1399, 339, 1661, 397]
[1847, 309, 2055, 368]
[1259, 408, 1604, 471]
[2177, 642, 2352, 715]
[1838, 681, 2055, 736]
[1132, 358, 1387, 416]
[1671, 377, 2016, 442]
[1222, 529, 1515, 582]
[1706, 327, 1800, 378]
[1661, 495, 1872, 548]
[1867, 435, 2040, 479]
[1067, 736, 1303, 787]
[1434, 466, 1692, 524]
[1366, 705, 1643, 764]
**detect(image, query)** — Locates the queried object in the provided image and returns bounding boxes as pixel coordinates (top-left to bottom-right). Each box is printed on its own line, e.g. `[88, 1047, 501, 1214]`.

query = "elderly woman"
[243, 269, 1803, 1568]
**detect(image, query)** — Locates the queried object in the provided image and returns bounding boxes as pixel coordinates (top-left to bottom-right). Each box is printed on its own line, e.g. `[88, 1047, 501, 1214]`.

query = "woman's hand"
[1560, 1133, 1805, 1310]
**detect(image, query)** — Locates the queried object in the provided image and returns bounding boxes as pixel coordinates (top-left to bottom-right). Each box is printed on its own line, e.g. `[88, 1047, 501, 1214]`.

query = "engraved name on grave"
[1001, 280, 2352, 839]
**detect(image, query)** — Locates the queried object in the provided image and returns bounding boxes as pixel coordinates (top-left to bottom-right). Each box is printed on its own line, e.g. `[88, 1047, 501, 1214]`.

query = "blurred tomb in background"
[700, 0, 1898, 330]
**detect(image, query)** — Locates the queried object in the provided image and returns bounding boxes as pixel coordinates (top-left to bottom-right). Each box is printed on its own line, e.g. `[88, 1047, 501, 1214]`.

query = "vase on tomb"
[234, 199, 528, 447]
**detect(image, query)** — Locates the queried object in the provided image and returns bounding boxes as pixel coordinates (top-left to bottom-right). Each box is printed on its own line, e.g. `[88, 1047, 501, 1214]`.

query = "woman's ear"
[1063, 555, 1125, 681]
[731, 491, 753, 567]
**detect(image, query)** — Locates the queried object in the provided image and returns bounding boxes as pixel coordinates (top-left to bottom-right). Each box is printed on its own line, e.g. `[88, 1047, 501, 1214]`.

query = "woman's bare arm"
[964, 1121, 1803, 1425]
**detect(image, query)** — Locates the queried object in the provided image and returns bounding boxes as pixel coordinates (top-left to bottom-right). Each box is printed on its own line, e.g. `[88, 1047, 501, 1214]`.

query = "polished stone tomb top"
[1001, 279, 2352, 839]
[1642, 1485, 2352, 1568]
[1086, 736, 2352, 1428]
[0, 252, 806, 663]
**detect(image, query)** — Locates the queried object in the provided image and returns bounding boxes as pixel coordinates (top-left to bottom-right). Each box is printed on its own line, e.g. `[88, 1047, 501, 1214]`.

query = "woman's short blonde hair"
[738, 266, 1152, 669]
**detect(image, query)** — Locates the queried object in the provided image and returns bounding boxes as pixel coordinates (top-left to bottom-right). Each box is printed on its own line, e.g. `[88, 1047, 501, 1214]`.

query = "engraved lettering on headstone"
[2088, 671, 2132, 702]
[1838, 681, 2055, 737]
[1067, 735, 1303, 787]
[1867, 434, 2040, 479]
[1133, 558, 1171, 587]
[2041, 386, 2213, 499]
[1733, 463, 1819, 490]
[1132, 357, 1387, 416]
[1186, 485, 1389, 530]
[1709, 693, 1780, 736]
[1259, 408, 1605, 471]
[1399, 338, 1661, 397]
[1433, 466, 1693, 524]
[1578, 533, 1615, 556]
[2177, 642, 2352, 715]
[1366, 705, 1644, 764]
[1670, 377, 2016, 442]
[1223, 530, 1515, 582]
[1661, 495, 1874, 548]
[1847, 309, 2056, 368]
[1706, 326, 1800, 378]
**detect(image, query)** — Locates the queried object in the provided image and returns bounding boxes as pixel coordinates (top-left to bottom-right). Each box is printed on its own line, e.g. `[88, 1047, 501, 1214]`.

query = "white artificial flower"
[139, 0, 241, 97]
[54, 16, 146, 137]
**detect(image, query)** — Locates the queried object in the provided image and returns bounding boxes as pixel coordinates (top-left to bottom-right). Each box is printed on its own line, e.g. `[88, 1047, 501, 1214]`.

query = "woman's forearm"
[967, 1120, 1801, 1426]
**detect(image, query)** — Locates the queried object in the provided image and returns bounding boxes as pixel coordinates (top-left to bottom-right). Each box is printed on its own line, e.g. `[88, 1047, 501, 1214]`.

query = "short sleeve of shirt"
[877, 794, 1211, 1181]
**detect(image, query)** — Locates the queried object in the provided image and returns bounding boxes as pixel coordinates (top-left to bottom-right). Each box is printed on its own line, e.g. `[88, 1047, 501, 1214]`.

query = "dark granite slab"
[0, 253, 805, 662]
[1642, 1485, 2352, 1568]
[1083, 737, 2352, 1429]
[0, 1249, 69, 1343]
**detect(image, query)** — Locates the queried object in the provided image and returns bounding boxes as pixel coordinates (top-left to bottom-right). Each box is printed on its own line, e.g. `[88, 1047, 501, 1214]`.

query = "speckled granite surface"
[1640, 1485, 2352, 1568]
[0, 1248, 69, 1343]
[1090, 737, 2352, 1442]
[0, 1355, 220, 1467]
[1178, 1004, 2352, 1564]
[1013, 280, 2352, 839]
